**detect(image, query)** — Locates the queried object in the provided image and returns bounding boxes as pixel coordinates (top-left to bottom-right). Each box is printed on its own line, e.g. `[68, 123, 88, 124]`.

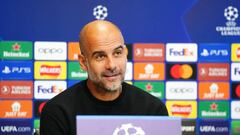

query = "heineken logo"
[199, 101, 229, 118]
[0, 41, 32, 59]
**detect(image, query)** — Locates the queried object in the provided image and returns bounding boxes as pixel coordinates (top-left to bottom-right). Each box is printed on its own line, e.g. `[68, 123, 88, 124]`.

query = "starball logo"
[216, 6, 240, 36]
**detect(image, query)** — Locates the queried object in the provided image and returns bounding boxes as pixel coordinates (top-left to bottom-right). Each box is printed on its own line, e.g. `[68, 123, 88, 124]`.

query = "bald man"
[40, 20, 168, 135]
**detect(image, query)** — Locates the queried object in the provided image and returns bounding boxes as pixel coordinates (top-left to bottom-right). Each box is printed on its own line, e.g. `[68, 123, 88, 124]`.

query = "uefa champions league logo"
[224, 6, 238, 27]
[93, 5, 108, 20]
[113, 123, 145, 135]
[216, 6, 240, 36]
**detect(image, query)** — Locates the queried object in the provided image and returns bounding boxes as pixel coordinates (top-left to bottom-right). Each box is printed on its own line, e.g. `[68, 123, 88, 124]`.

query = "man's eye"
[114, 51, 123, 56]
[95, 55, 105, 60]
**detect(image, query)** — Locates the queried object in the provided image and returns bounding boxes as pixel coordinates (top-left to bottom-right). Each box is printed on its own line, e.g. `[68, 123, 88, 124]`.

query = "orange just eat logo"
[199, 82, 229, 100]
[68, 42, 81, 61]
[134, 63, 164, 80]
[0, 100, 32, 118]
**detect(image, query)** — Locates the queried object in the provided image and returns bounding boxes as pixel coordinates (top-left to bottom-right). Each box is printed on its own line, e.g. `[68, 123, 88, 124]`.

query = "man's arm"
[40, 104, 68, 135]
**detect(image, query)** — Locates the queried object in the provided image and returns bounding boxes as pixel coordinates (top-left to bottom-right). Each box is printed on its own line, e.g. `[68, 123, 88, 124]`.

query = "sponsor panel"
[198, 43, 230, 62]
[34, 61, 66, 79]
[166, 43, 197, 62]
[67, 80, 80, 88]
[181, 120, 196, 135]
[34, 41, 67, 60]
[68, 62, 87, 80]
[198, 101, 229, 119]
[34, 81, 66, 99]
[166, 63, 196, 80]
[126, 44, 133, 60]
[0, 41, 33, 60]
[68, 42, 81, 61]
[231, 101, 240, 119]
[199, 120, 229, 135]
[0, 120, 32, 135]
[198, 82, 229, 100]
[198, 63, 229, 81]
[0, 81, 33, 99]
[124, 62, 133, 80]
[34, 100, 47, 118]
[231, 43, 240, 62]
[134, 63, 164, 80]
[231, 82, 240, 99]
[133, 43, 164, 61]
[0, 100, 32, 118]
[166, 81, 197, 100]
[0, 61, 33, 80]
[231, 63, 240, 81]
[134, 81, 164, 99]
[34, 119, 40, 135]
[166, 101, 197, 118]
[231, 121, 240, 135]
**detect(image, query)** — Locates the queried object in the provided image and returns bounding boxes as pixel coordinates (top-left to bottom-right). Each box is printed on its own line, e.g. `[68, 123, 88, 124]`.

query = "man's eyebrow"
[91, 45, 125, 57]
[114, 45, 124, 51]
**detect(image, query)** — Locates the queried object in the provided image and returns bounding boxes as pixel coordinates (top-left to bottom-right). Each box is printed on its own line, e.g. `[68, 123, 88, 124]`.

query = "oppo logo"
[235, 107, 240, 112]
[38, 48, 63, 54]
[170, 88, 193, 93]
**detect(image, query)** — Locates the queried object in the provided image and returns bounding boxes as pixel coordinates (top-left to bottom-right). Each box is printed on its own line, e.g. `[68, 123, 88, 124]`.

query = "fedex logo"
[231, 63, 240, 81]
[169, 48, 194, 56]
[34, 81, 66, 99]
[166, 43, 197, 62]
[37, 85, 63, 93]
[0, 61, 33, 80]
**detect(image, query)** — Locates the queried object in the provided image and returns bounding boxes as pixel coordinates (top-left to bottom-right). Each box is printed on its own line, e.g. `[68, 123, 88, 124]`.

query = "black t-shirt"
[40, 80, 168, 135]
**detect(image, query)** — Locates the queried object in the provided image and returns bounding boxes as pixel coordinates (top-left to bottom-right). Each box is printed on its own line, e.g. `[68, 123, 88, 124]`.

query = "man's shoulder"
[44, 81, 84, 108]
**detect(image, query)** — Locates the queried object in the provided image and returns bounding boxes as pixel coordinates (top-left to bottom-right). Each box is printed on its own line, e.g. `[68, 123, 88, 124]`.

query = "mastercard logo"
[167, 64, 196, 80]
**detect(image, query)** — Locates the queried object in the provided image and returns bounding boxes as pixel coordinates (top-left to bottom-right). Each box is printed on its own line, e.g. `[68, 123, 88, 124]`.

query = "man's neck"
[86, 80, 122, 101]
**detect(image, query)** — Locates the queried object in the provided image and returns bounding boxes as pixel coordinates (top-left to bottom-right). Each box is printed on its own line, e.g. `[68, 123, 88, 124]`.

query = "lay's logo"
[34, 61, 66, 79]
[166, 101, 197, 118]
[40, 65, 62, 76]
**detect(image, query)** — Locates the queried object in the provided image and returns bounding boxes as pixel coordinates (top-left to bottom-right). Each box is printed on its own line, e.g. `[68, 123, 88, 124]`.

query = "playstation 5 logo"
[2, 66, 11, 74]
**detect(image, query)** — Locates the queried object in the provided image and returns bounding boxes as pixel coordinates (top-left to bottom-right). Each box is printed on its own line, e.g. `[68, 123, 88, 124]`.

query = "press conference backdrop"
[0, 0, 240, 135]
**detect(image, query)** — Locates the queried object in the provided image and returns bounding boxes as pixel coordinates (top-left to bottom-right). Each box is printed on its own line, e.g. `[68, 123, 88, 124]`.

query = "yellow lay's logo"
[34, 61, 66, 79]
[231, 43, 240, 61]
[166, 101, 197, 118]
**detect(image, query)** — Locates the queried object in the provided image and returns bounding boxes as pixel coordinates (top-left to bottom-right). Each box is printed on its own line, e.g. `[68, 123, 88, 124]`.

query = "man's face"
[82, 39, 127, 92]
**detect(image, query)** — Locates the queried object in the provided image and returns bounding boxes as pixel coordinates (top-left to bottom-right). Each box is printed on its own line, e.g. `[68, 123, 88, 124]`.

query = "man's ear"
[124, 46, 128, 56]
[78, 54, 88, 71]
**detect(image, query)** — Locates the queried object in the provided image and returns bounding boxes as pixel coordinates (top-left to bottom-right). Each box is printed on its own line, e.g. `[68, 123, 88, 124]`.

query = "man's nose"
[105, 56, 116, 70]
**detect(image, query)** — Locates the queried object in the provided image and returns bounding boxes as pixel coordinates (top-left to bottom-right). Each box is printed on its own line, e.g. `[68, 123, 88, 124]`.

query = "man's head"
[79, 20, 128, 92]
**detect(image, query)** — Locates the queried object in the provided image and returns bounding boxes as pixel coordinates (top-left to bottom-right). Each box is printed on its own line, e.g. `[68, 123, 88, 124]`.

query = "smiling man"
[40, 20, 168, 135]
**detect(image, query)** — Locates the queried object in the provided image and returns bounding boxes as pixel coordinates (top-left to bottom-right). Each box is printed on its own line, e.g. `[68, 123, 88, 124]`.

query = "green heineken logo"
[68, 62, 87, 80]
[0, 41, 32, 59]
[199, 101, 229, 119]
[134, 82, 164, 99]
[232, 121, 240, 135]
